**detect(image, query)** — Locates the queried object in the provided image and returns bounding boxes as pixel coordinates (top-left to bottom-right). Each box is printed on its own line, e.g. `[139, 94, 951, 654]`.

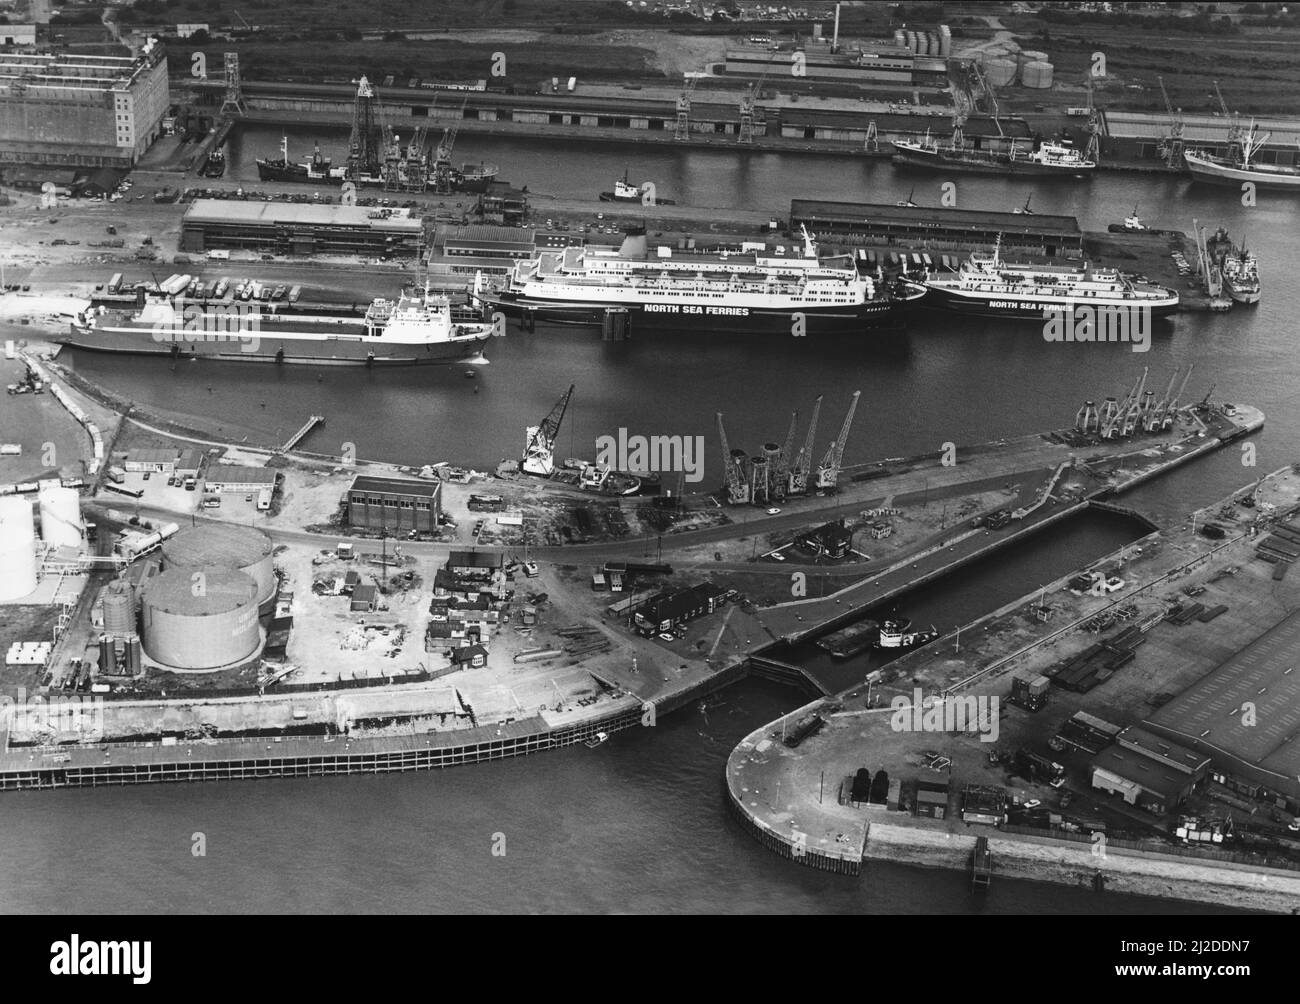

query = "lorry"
[1013, 748, 1066, 788]
[257, 487, 272, 511]
[106, 466, 126, 484]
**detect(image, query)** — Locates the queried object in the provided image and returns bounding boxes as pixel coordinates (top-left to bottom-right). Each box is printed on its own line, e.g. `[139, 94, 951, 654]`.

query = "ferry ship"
[921, 239, 1179, 319]
[60, 287, 494, 366]
[891, 133, 1095, 178]
[1184, 124, 1300, 192]
[1207, 228, 1261, 305]
[472, 226, 927, 335]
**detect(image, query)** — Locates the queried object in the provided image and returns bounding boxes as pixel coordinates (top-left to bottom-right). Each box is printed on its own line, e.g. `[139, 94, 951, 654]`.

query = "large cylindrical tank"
[162, 523, 276, 611]
[927, 32, 939, 56]
[984, 57, 1017, 88]
[938, 25, 952, 57]
[893, 28, 906, 49]
[102, 579, 136, 635]
[0, 497, 37, 601]
[142, 566, 260, 670]
[38, 483, 81, 548]
[1020, 49, 1049, 62]
[1022, 60, 1054, 89]
[905, 30, 918, 52]
[915, 33, 928, 55]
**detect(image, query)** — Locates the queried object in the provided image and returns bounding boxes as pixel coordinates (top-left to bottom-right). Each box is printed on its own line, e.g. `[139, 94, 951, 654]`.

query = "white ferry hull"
[921, 285, 1180, 319]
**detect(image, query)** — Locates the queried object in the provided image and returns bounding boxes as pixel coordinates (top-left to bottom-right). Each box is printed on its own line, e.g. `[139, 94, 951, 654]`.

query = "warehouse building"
[1102, 109, 1300, 169]
[122, 448, 179, 473]
[632, 582, 727, 636]
[445, 549, 503, 578]
[180, 200, 425, 258]
[1090, 726, 1209, 815]
[795, 518, 853, 559]
[0, 42, 169, 168]
[202, 464, 277, 494]
[0, 25, 37, 48]
[431, 224, 538, 277]
[347, 475, 441, 534]
[790, 199, 1082, 258]
[1143, 611, 1300, 811]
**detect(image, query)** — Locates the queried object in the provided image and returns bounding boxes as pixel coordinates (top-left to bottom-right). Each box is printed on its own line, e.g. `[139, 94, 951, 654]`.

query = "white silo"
[39, 483, 82, 549]
[101, 579, 136, 635]
[0, 497, 37, 601]
[893, 28, 906, 49]
[1022, 61, 1054, 89]
[939, 25, 952, 57]
[984, 57, 1017, 88]
[906, 30, 918, 52]
[927, 32, 939, 56]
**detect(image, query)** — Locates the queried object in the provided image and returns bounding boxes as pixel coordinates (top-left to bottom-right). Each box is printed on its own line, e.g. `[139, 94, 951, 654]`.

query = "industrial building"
[1144, 610, 1300, 811]
[141, 566, 261, 670]
[0, 43, 169, 168]
[122, 448, 179, 473]
[723, 45, 944, 86]
[795, 518, 853, 559]
[202, 464, 277, 494]
[347, 475, 442, 535]
[1090, 726, 1210, 815]
[1101, 109, 1300, 170]
[161, 523, 277, 614]
[179, 200, 425, 258]
[430, 224, 538, 278]
[445, 550, 503, 578]
[0, 26, 37, 48]
[631, 582, 726, 636]
[789, 199, 1082, 258]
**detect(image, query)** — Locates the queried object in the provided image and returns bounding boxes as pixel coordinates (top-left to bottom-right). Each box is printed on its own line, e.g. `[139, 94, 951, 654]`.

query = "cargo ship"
[921, 239, 1179, 319]
[455, 161, 499, 193]
[599, 169, 676, 205]
[1207, 228, 1261, 305]
[201, 147, 226, 179]
[891, 132, 1095, 178]
[1184, 125, 1300, 192]
[256, 136, 345, 186]
[816, 619, 879, 659]
[473, 226, 927, 335]
[60, 287, 493, 366]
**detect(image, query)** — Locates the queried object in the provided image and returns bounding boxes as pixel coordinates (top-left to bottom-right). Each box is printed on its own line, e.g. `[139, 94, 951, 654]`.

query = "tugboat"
[201, 146, 226, 178]
[1108, 204, 1149, 233]
[599, 169, 676, 205]
[873, 617, 940, 650]
[256, 135, 344, 185]
[584, 731, 609, 749]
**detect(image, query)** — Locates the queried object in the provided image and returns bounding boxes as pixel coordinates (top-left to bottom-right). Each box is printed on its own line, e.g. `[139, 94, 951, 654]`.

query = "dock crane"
[1196, 382, 1217, 413]
[1157, 76, 1185, 170]
[1121, 368, 1149, 438]
[1082, 74, 1102, 165]
[522, 384, 574, 477]
[431, 97, 469, 194]
[773, 409, 799, 500]
[1213, 80, 1243, 147]
[787, 395, 822, 496]
[1144, 367, 1181, 433]
[716, 412, 750, 504]
[815, 391, 861, 491]
[1101, 370, 1143, 439]
[1163, 363, 1194, 428]
[674, 73, 700, 142]
[739, 51, 779, 144]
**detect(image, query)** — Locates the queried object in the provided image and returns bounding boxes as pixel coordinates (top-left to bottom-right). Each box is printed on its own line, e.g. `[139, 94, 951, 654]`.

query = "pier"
[282, 414, 324, 452]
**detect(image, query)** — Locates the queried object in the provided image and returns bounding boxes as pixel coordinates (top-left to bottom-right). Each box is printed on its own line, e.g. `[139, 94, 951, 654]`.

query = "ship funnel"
[618, 227, 648, 259]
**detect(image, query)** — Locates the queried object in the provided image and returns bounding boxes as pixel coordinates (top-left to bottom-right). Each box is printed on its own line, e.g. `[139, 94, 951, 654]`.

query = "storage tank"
[101, 579, 136, 635]
[1022, 60, 1054, 89]
[1020, 50, 1049, 62]
[938, 25, 952, 57]
[905, 30, 918, 52]
[38, 483, 81, 548]
[927, 32, 939, 56]
[893, 29, 906, 48]
[0, 497, 37, 601]
[162, 523, 276, 612]
[984, 57, 1017, 88]
[142, 566, 260, 670]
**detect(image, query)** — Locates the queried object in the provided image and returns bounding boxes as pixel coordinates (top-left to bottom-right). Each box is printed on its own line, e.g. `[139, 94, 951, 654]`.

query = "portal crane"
[1102, 370, 1143, 439]
[1120, 368, 1149, 438]
[1144, 367, 1181, 433]
[674, 73, 699, 142]
[522, 384, 574, 477]
[1165, 363, 1194, 427]
[788, 395, 822, 495]
[1213, 80, 1243, 146]
[815, 391, 860, 491]
[716, 412, 750, 504]
[739, 51, 779, 144]
[1082, 74, 1101, 165]
[1157, 76, 1185, 170]
[773, 409, 799, 500]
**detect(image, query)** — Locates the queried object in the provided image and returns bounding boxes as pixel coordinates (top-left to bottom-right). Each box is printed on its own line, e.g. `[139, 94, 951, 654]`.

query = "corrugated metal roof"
[202, 465, 277, 485]
[790, 199, 1080, 234]
[1105, 110, 1300, 147]
[183, 199, 423, 232]
[349, 475, 440, 499]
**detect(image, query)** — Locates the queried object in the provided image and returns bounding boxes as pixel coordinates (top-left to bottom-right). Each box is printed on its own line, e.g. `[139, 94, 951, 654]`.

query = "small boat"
[599, 168, 676, 205]
[584, 731, 609, 749]
[873, 617, 940, 650]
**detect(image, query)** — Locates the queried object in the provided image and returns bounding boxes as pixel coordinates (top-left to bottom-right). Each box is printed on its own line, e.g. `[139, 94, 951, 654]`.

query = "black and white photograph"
[0, 0, 1294, 961]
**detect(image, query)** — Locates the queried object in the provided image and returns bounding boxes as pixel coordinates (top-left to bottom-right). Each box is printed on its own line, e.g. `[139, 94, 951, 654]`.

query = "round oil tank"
[984, 58, 1017, 88]
[939, 25, 952, 57]
[1020, 50, 1049, 62]
[142, 566, 260, 670]
[893, 29, 906, 48]
[101, 579, 136, 635]
[162, 523, 275, 610]
[0, 497, 37, 602]
[38, 483, 82, 549]
[927, 32, 939, 55]
[905, 30, 918, 52]
[1022, 60, 1054, 89]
